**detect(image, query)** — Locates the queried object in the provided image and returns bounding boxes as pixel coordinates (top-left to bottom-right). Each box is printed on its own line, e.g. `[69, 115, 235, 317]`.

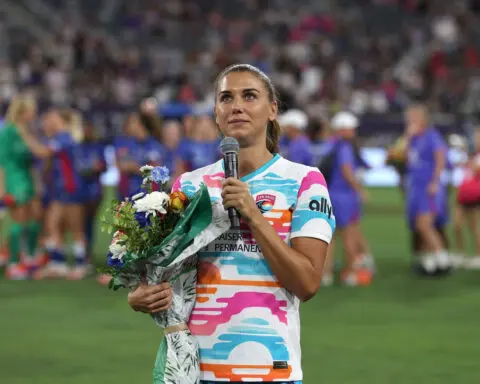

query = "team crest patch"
[256, 194, 276, 213]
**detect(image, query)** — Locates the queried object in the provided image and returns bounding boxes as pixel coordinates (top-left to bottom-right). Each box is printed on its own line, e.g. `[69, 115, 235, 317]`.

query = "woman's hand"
[222, 178, 261, 224]
[127, 282, 172, 314]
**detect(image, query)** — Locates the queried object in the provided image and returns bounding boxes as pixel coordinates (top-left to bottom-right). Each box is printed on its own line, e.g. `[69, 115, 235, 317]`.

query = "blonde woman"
[17, 109, 89, 279]
[0, 95, 40, 279]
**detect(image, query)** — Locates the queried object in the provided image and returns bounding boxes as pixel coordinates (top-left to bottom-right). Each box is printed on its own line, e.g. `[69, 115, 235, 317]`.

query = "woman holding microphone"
[126, 64, 335, 383]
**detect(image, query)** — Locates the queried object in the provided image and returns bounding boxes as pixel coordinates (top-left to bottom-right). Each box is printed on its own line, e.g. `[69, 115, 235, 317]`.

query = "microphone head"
[219, 137, 240, 155]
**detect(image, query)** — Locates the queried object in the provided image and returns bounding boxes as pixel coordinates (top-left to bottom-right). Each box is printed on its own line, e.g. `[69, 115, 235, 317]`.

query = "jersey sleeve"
[290, 169, 336, 243]
[337, 141, 355, 167]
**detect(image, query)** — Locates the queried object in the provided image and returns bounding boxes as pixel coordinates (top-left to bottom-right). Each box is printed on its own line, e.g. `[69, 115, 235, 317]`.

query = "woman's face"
[193, 116, 218, 141]
[23, 105, 37, 124]
[162, 121, 182, 149]
[126, 115, 148, 140]
[214, 71, 277, 148]
[405, 107, 426, 137]
[41, 110, 63, 136]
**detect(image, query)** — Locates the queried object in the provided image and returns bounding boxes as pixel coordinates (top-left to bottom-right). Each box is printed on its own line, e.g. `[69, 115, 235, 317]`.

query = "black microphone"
[219, 137, 241, 229]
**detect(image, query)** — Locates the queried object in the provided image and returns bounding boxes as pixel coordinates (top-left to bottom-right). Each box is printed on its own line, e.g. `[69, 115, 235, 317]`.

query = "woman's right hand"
[127, 282, 173, 314]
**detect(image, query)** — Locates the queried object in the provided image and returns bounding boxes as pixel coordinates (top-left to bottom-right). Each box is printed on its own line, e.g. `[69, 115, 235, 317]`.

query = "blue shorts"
[51, 189, 86, 204]
[41, 192, 51, 208]
[406, 188, 447, 229]
[330, 190, 361, 229]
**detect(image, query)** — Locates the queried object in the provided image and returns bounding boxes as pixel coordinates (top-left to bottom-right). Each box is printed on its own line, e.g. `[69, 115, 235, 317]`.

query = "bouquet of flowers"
[386, 135, 408, 175]
[101, 165, 230, 384]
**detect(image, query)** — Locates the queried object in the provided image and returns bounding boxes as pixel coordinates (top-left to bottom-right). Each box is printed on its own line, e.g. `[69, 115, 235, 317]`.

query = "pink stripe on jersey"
[298, 170, 327, 197]
[171, 177, 181, 193]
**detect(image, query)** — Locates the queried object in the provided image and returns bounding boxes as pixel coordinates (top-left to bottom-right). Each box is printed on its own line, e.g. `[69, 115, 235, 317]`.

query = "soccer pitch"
[0, 188, 479, 384]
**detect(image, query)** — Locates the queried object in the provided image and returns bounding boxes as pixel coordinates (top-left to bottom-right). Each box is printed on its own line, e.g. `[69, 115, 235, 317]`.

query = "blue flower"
[151, 166, 170, 184]
[134, 211, 151, 228]
[107, 252, 124, 269]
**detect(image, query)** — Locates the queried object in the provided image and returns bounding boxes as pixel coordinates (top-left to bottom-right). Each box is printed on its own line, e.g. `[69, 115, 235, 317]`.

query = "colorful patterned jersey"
[172, 154, 336, 382]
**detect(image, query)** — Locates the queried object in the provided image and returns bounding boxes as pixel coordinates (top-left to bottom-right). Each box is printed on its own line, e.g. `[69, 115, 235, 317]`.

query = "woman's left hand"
[222, 178, 260, 224]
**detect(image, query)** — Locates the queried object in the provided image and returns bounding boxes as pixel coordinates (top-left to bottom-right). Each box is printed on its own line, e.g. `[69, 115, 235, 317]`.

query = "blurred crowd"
[1, 0, 480, 285]
[1, 0, 480, 140]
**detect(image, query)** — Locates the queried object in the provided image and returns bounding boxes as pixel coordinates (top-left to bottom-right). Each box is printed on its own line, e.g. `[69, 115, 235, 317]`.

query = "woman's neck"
[238, 144, 273, 179]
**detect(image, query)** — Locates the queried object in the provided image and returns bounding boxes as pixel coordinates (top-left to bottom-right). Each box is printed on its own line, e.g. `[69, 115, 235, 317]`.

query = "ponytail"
[266, 119, 281, 154]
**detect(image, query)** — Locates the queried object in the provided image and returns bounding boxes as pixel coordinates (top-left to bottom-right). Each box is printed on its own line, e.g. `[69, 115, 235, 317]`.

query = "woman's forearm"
[17, 127, 51, 159]
[247, 212, 321, 301]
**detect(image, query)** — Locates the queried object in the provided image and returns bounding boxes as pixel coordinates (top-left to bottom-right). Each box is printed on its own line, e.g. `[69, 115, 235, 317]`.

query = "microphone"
[219, 137, 241, 229]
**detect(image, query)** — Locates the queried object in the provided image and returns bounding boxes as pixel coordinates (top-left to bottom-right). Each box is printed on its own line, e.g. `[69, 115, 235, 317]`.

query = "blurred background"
[1, 0, 480, 383]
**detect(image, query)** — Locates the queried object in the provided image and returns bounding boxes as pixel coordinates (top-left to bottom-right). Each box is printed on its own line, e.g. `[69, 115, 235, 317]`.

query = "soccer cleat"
[321, 274, 334, 287]
[96, 274, 113, 286]
[33, 262, 69, 280]
[67, 265, 91, 280]
[341, 269, 373, 287]
[5, 264, 30, 280]
[449, 253, 466, 268]
[464, 256, 480, 270]
[419, 254, 437, 275]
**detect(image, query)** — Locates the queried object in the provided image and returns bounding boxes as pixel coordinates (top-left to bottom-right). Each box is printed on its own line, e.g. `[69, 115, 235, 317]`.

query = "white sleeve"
[290, 169, 336, 243]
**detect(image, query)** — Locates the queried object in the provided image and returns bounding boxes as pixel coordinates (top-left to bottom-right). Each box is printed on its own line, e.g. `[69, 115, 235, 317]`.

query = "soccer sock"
[26, 221, 41, 257]
[46, 239, 66, 264]
[8, 223, 24, 264]
[73, 241, 87, 266]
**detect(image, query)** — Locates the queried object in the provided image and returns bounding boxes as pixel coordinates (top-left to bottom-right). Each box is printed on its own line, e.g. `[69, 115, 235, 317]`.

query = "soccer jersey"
[406, 127, 447, 190]
[114, 136, 165, 199]
[172, 154, 335, 382]
[48, 132, 86, 203]
[0, 123, 35, 204]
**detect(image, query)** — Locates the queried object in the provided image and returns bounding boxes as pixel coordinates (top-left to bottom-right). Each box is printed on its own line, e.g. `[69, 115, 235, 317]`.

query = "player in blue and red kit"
[17, 109, 89, 279]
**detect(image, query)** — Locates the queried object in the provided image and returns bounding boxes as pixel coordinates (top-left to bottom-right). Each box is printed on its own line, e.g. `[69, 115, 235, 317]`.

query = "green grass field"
[1, 188, 480, 383]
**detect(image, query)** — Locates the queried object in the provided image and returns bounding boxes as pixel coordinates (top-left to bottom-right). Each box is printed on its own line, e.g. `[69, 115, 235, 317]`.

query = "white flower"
[142, 176, 152, 184]
[109, 242, 127, 260]
[133, 191, 170, 217]
[131, 192, 145, 201]
[139, 165, 153, 173]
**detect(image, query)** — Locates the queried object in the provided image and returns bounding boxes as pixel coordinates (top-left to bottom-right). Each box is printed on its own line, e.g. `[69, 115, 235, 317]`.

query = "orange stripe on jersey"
[197, 287, 218, 294]
[197, 279, 281, 290]
[200, 363, 292, 381]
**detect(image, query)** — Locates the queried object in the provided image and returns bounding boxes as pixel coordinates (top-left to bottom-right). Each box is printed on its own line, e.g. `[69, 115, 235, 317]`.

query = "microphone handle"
[224, 152, 241, 229]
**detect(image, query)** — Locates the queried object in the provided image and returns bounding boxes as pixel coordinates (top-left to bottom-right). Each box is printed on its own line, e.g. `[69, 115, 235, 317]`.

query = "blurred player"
[322, 111, 372, 286]
[98, 113, 164, 285]
[0, 117, 8, 266]
[78, 120, 107, 262]
[0, 95, 39, 279]
[453, 129, 480, 268]
[179, 113, 220, 172]
[278, 109, 313, 165]
[404, 104, 451, 275]
[160, 120, 187, 184]
[114, 113, 165, 201]
[17, 109, 89, 279]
